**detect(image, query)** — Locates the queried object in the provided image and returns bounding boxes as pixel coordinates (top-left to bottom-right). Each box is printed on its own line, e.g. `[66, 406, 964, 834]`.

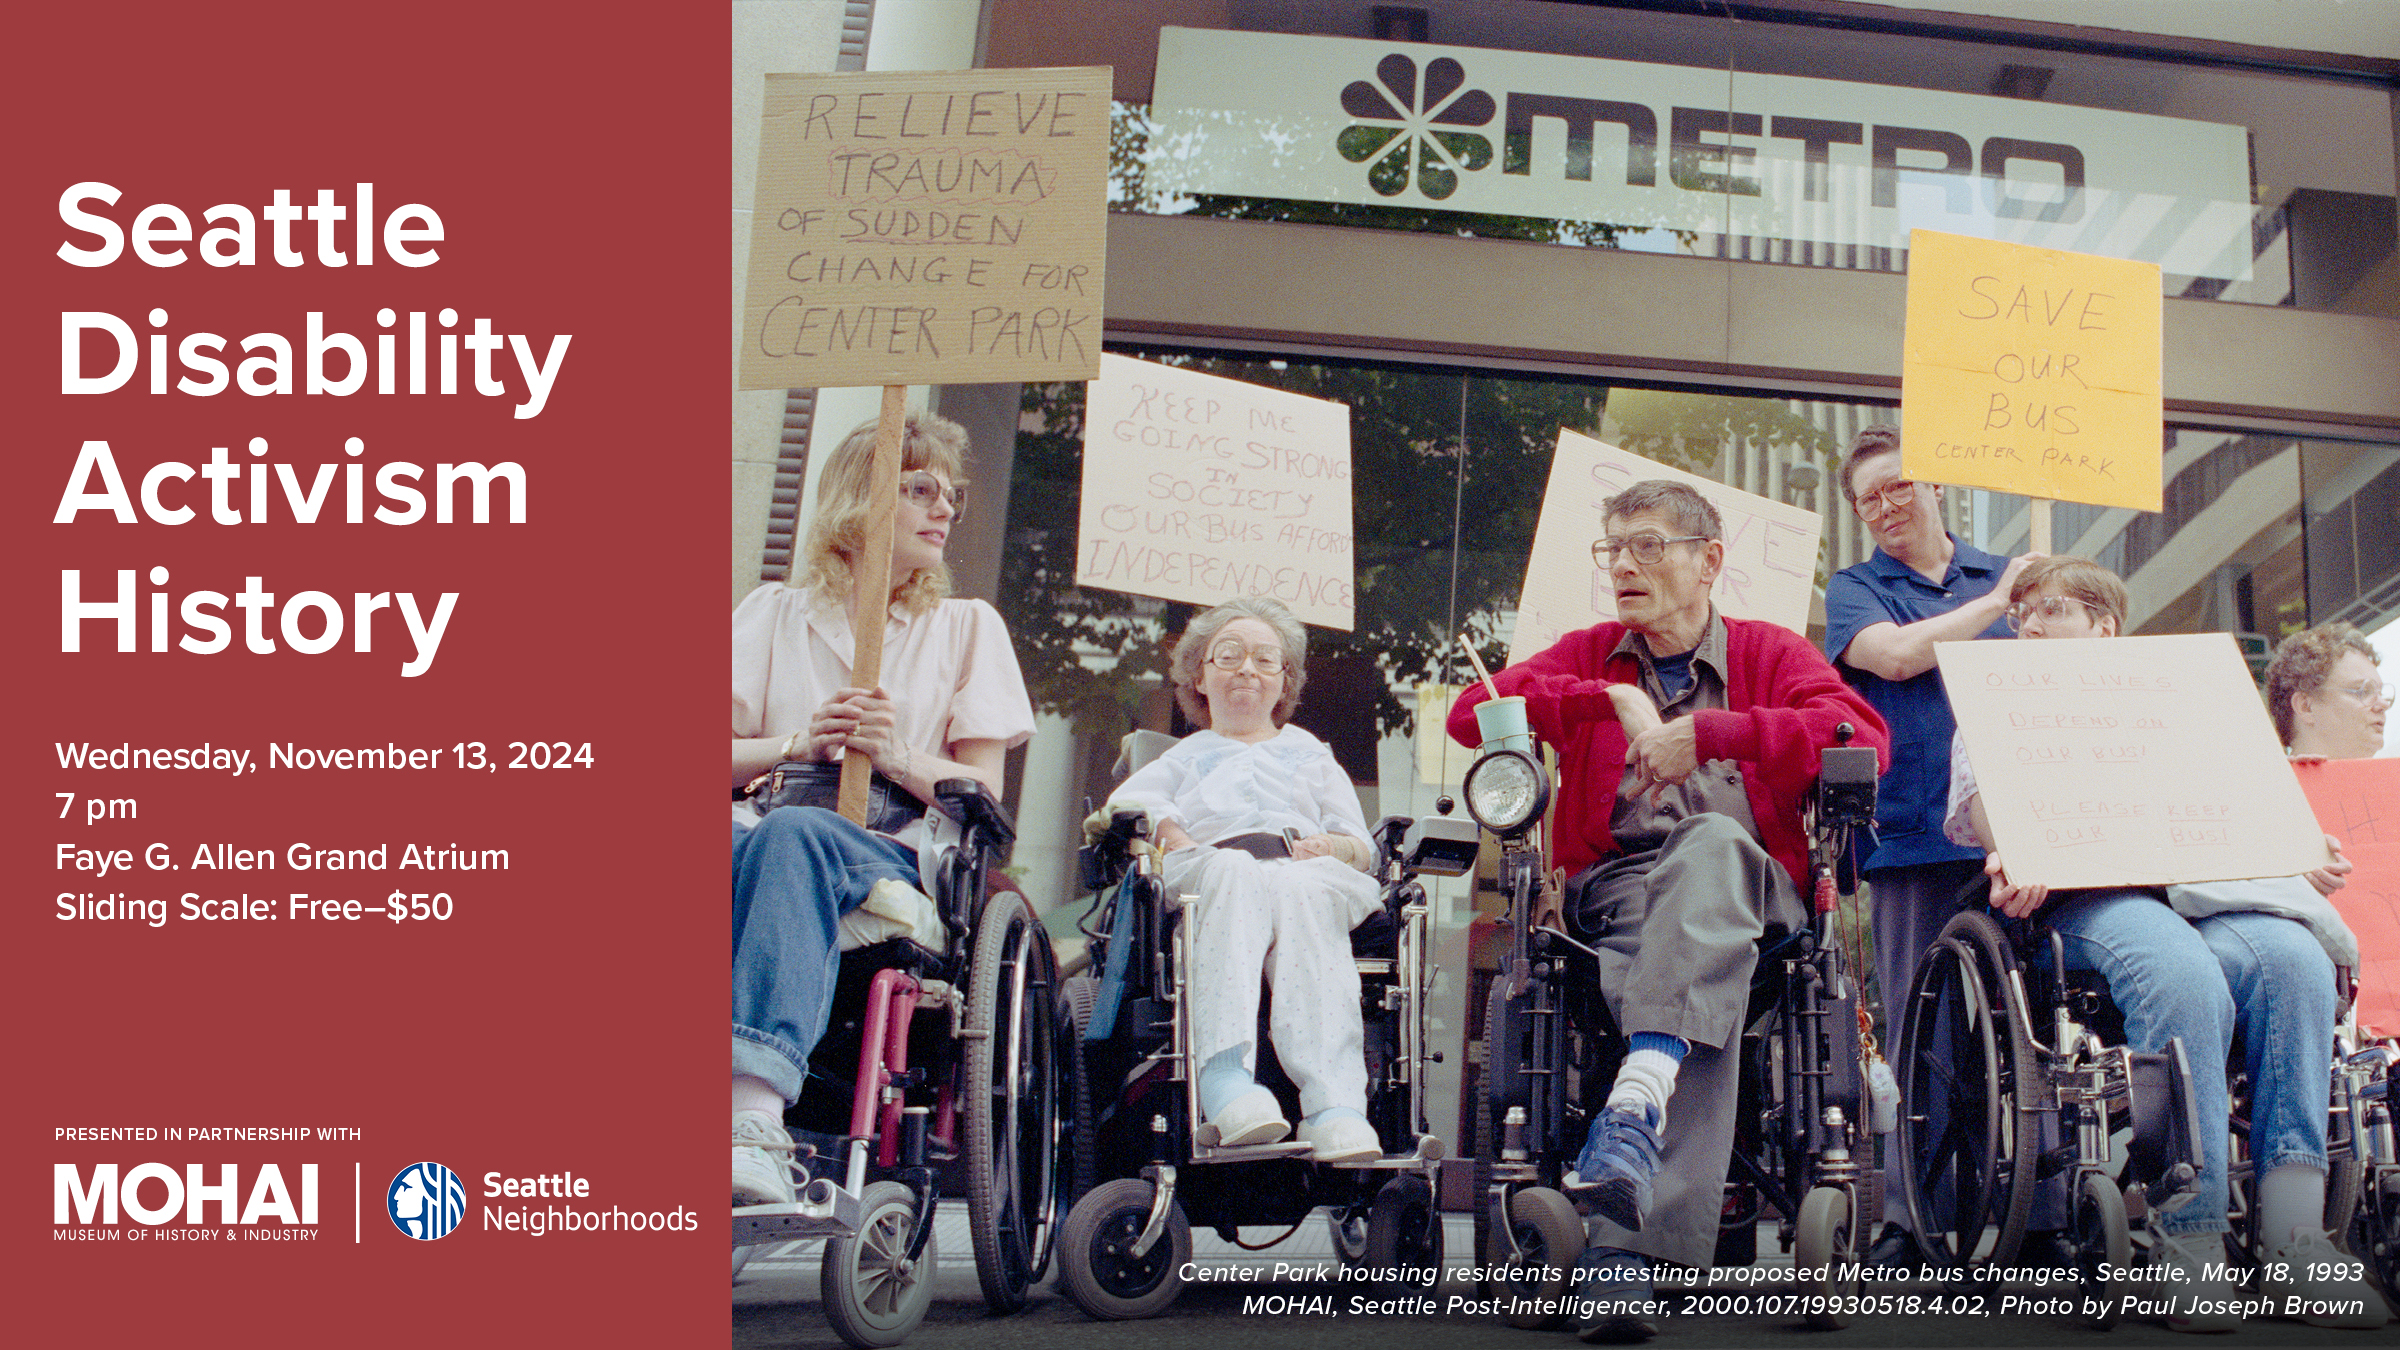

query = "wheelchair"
[1051, 746, 1482, 1320]
[731, 778, 1069, 1348]
[1895, 895, 2211, 1323]
[2346, 1039, 2400, 1297]
[1466, 723, 1886, 1330]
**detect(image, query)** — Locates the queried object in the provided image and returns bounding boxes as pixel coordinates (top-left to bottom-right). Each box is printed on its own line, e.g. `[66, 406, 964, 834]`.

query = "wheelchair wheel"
[1057, 1176, 1190, 1320]
[822, 1180, 936, 1349]
[2070, 1172, 2129, 1329]
[1480, 1185, 1581, 1329]
[1361, 1173, 1445, 1289]
[964, 888, 1062, 1313]
[2359, 1173, 2400, 1298]
[1328, 1206, 1371, 1262]
[1897, 910, 2037, 1273]
[1794, 1185, 1858, 1329]
[1060, 973, 1099, 1206]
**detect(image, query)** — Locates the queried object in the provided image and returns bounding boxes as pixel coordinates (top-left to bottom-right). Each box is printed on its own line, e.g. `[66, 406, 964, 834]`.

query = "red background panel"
[7, 5, 726, 1343]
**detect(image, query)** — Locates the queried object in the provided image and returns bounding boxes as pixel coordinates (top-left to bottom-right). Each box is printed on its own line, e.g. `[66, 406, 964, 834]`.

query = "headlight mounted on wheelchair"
[1463, 749, 1549, 836]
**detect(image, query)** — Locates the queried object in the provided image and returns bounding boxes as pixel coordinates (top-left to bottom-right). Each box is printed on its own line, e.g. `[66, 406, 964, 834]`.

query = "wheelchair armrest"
[1397, 814, 1480, 878]
[1077, 809, 1149, 893]
[934, 777, 1016, 849]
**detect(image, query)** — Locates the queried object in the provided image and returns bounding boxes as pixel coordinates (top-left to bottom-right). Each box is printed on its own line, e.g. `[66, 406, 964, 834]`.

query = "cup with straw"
[1460, 633, 1532, 753]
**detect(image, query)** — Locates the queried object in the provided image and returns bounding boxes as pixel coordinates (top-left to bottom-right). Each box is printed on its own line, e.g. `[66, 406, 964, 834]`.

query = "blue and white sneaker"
[1566, 1103, 1663, 1233]
[1573, 1246, 1661, 1343]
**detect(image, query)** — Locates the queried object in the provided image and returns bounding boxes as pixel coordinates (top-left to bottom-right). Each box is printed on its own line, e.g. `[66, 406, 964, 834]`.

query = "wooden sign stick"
[838, 384, 908, 825]
[2029, 497, 2053, 554]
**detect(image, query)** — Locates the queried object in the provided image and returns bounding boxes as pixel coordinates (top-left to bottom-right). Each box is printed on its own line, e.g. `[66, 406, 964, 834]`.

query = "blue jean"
[2043, 891, 2335, 1235]
[731, 807, 920, 1105]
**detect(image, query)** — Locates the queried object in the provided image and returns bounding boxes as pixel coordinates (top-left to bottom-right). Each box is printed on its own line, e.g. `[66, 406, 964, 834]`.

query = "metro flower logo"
[1337, 54, 1496, 200]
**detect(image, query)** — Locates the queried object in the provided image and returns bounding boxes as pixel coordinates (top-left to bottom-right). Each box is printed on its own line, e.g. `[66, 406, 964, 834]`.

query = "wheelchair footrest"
[732, 1185, 863, 1246]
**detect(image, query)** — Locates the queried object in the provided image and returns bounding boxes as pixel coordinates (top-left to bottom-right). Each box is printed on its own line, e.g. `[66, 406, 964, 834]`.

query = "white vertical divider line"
[354, 1162, 360, 1242]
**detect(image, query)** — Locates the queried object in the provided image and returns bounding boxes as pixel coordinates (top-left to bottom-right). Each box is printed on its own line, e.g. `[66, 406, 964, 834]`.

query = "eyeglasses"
[2004, 595, 2100, 632]
[1851, 479, 1920, 521]
[898, 470, 966, 521]
[1206, 641, 1286, 674]
[1592, 533, 1708, 566]
[2332, 680, 2396, 710]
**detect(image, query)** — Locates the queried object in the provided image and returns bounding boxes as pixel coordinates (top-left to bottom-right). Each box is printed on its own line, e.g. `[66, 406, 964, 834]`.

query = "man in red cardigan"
[1450, 481, 1886, 1342]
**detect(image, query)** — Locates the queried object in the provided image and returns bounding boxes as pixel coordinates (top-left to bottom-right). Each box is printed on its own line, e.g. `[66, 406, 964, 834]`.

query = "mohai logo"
[1337, 53, 1494, 200]
[54, 1163, 318, 1226]
[387, 1161, 466, 1240]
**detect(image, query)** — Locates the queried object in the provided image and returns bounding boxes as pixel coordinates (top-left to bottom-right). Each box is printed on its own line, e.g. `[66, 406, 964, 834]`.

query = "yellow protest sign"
[1902, 229, 2162, 512]
[739, 67, 1111, 389]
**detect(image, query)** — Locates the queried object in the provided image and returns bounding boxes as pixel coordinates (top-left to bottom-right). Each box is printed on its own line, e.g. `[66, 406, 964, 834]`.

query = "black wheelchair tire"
[1361, 1173, 1445, 1292]
[2071, 1171, 2129, 1329]
[1898, 911, 2038, 1273]
[1795, 1184, 1858, 1329]
[2363, 1173, 2400, 1298]
[821, 1180, 937, 1349]
[1060, 973, 1100, 1207]
[964, 889, 1062, 1313]
[1328, 1206, 1371, 1262]
[1481, 1184, 1581, 1330]
[1057, 1177, 1191, 1320]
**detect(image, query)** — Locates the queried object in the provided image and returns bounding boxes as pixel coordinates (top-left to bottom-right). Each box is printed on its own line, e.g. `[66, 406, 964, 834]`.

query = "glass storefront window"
[1005, 0, 2398, 316]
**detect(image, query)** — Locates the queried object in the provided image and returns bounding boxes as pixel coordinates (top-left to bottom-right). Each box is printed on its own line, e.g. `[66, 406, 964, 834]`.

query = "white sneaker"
[1296, 1112, 1382, 1165]
[1200, 1085, 1289, 1147]
[2152, 1228, 2241, 1333]
[732, 1109, 798, 1207]
[2261, 1229, 2391, 1329]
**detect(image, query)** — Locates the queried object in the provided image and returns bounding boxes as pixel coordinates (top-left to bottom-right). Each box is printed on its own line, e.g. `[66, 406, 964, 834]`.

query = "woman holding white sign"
[1944, 557, 2382, 1332]
[1105, 597, 1385, 1163]
[727, 411, 1036, 1205]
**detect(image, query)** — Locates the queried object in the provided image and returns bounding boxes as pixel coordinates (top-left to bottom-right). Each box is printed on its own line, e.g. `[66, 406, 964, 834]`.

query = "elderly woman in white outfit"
[1109, 597, 1385, 1164]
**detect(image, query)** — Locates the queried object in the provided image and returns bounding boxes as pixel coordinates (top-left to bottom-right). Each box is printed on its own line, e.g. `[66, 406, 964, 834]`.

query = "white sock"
[2256, 1162, 2327, 1251]
[1605, 1049, 1682, 1127]
[732, 1075, 784, 1123]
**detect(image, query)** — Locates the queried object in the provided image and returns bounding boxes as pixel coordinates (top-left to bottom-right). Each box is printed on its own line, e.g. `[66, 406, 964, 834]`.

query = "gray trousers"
[1865, 859, 1984, 1228]
[1572, 814, 1803, 1270]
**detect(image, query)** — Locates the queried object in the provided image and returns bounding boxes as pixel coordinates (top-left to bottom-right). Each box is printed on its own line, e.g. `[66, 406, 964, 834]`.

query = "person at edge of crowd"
[1448, 479, 1888, 1344]
[728, 410, 1036, 1208]
[2269, 622, 2390, 761]
[1104, 597, 1385, 1163]
[1945, 555, 2386, 1333]
[1820, 424, 2044, 1270]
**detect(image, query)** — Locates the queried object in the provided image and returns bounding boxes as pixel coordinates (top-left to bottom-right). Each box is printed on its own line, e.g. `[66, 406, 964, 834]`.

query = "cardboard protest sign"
[2295, 758, 2400, 1035]
[1507, 429, 1820, 664]
[1902, 229, 2162, 512]
[1076, 353, 1356, 629]
[739, 66, 1110, 389]
[1940, 633, 2325, 888]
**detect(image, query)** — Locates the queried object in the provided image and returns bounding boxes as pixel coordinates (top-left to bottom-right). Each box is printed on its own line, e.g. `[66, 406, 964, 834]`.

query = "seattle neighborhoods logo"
[1337, 54, 1494, 200]
[387, 1161, 467, 1240]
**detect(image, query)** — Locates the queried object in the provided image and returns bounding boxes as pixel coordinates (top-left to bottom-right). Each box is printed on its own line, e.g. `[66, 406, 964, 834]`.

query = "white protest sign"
[1939, 632, 2326, 889]
[1508, 429, 1821, 665]
[1076, 353, 1356, 630]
